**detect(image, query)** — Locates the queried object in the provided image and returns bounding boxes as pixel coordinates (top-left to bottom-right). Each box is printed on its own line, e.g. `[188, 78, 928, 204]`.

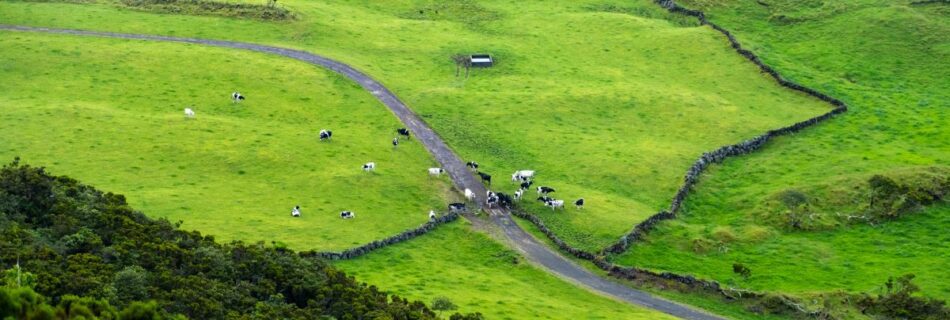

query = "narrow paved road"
[1, 25, 723, 320]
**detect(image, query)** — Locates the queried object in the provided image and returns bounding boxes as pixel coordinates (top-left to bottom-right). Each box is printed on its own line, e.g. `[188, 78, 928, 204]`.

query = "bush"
[858, 274, 949, 320]
[120, 0, 294, 21]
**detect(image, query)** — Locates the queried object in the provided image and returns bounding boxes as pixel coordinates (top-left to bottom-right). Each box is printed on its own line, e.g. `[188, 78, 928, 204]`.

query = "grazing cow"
[362, 162, 376, 171]
[495, 192, 513, 209]
[514, 189, 523, 201]
[537, 186, 556, 195]
[464, 188, 476, 201]
[428, 168, 445, 176]
[536, 196, 553, 203]
[511, 170, 535, 182]
[486, 190, 495, 199]
[340, 211, 355, 219]
[448, 202, 466, 213]
[465, 161, 479, 171]
[520, 181, 534, 190]
[545, 199, 565, 210]
[477, 172, 492, 185]
[392, 137, 399, 148]
[291, 205, 301, 217]
[231, 92, 245, 103]
[397, 128, 411, 139]
[429, 210, 437, 220]
[575, 198, 585, 209]
[183, 108, 195, 118]
[319, 129, 332, 141]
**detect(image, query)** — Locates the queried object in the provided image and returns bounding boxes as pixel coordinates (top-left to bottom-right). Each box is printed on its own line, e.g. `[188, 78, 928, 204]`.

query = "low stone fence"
[599, 0, 850, 255]
[301, 211, 460, 260]
[509, 1, 853, 313]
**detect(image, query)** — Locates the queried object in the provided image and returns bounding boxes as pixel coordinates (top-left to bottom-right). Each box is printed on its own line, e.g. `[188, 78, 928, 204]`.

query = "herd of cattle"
[186, 93, 583, 220]
[449, 163, 584, 214]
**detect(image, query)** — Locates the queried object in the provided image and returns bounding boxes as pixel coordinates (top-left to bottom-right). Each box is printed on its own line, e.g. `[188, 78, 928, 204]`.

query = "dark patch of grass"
[120, 0, 294, 21]
[585, 3, 700, 27]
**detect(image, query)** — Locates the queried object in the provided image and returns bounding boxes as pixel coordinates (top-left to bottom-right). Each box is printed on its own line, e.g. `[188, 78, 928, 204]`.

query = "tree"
[431, 296, 457, 316]
[732, 263, 751, 280]
[113, 266, 149, 305]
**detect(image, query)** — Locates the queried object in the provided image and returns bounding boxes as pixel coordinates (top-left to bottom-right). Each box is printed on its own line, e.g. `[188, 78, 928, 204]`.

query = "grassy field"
[612, 0, 950, 301]
[0, 0, 831, 252]
[0, 32, 453, 251]
[335, 220, 677, 320]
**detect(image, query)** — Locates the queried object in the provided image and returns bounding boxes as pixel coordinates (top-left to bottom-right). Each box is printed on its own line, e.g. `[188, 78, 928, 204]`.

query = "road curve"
[1, 25, 723, 320]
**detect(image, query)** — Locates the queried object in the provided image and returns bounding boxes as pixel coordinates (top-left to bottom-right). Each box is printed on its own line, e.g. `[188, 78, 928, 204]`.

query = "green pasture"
[0, 33, 453, 251]
[335, 221, 677, 320]
[0, 0, 830, 252]
[614, 0, 949, 300]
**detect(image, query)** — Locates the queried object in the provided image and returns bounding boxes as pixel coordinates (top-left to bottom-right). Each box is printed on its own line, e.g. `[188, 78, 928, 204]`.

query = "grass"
[611, 0, 950, 302]
[334, 221, 678, 320]
[0, 0, 831, 253]
[0, 32, 453, 251]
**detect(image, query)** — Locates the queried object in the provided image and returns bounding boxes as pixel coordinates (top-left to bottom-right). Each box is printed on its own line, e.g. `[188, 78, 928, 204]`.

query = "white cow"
[362, 162, 376, 171]
[514, 189, 523, 201]
[231, 92, 245, 103]
[429, 210, 437, 220]
[340, 211, 355, 219]
[184, 108, 195, 118]
[291, 206, 301, 217]
[512, 170, 535, 182]
[428, 168, 445, 176]
[464, 188, 475, 201]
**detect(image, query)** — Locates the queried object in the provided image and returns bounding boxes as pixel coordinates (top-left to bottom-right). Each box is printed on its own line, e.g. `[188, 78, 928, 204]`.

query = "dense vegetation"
[0, 159, 482, 319]
[120, 0, 294, 21]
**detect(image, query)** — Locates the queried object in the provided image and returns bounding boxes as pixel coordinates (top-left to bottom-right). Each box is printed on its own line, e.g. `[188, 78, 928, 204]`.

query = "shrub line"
[300, 211, 460, 260]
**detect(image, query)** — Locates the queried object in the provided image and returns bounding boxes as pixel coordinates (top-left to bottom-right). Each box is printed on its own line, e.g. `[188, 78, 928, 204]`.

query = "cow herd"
[458, 163, 585, 213]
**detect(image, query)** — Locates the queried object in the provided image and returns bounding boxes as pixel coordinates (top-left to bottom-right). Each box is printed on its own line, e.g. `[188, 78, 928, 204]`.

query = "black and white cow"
[485, 194, 499, 208]
[514, 189, 524, 201]
[340, 211, 355, 219]
[231, 92, 245, 103]
[537, 186, 555, 195]
[392, 137, 399, 148]
[362, 162, 376, 171]
[477, 172, 492, 185]
[537, 196, 553, 203]
[291, 205, 301, 217]
[545, 199, 565, 210]
[397, 128, 411, 139]
[319, 129, 332, 141]
[511, 170, 535, 182]
[428, 168, 445, 176]
[575, 198, 585, 209]
[519, 181, 534, 191]
[448, 202, 466, 213]
[465, 161, 479, 171]
[429, 210, 437, 220]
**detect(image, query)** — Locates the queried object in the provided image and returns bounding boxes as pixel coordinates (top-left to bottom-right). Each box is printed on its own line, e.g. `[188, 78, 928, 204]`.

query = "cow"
[511, 170, 535, 182]
[537, 186, 555, 195]
[477, 172, 492, 185]
[486, 190, 495, 199]
[545, 199, 565, 211]
[575, 198, 585, 209]
[392, 137, 399, 148]
[495, 192, 513, 209]
[448, 202, 466, 213]
[536, 196, 553, 203]
[429, 210, 437, 220]
[465, 161, 479, 171]
[184, 108, 195, 118]
[514, 189, 523, 201]
[397, 128, 411, 139]
[464, 188, 476, 201]
[362, 162, 376, 171]
[231, 92, 245, 103]
[340, 211, 355, 219]
[519, 181, 534, 190]
[319, 129, 332, 141]
[291, 205, 301, 217]
[485, 194, 498, 208]
[428, 168, 445, 176]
